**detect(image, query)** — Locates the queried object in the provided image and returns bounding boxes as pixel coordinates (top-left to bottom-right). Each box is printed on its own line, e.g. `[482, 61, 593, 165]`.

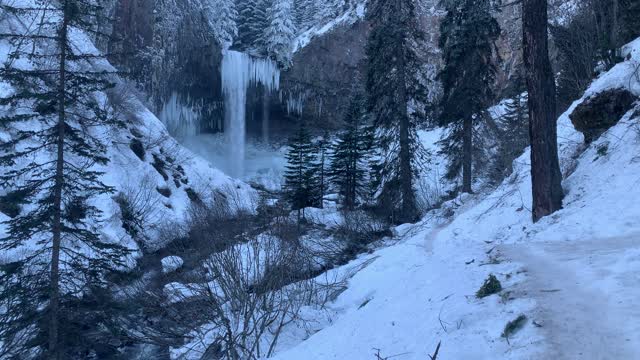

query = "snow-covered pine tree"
[293, 0, 316, 31]
[366, 0, 428, 223]
[438, 0, 501, 193]
[329, 93, 370, 210]
[265, 0, 297, 66]
[0, 1, 131, 357]
[206, 0, 238, 48]
[236, 0, 272, 52]
[282, 121, 316, 222]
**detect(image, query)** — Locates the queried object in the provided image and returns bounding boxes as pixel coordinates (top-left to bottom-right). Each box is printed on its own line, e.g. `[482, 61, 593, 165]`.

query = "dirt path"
[501, 235, 640, 359]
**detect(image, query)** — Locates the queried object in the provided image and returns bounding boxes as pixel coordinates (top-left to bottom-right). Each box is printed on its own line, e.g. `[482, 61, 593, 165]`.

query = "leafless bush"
[331, 210, 390, 265]
[164, 228, 339, 359]
[105, 80, 148, 121]
[114, 174, 163, 250]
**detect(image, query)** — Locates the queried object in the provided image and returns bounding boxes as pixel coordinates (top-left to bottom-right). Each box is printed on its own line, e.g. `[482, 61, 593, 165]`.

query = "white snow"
[293, 2, 367, 54]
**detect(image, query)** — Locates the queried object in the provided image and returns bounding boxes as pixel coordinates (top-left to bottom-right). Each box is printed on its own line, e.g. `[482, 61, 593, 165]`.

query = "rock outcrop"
[570, 88, 637, 143]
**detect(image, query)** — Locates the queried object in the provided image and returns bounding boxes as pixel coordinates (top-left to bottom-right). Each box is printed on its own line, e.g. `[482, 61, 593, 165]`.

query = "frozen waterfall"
[221, 50, 280, 178]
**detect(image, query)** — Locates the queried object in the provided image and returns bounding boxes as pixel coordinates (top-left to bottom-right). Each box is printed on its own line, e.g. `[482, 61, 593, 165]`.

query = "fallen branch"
[428, 341, 441, 360]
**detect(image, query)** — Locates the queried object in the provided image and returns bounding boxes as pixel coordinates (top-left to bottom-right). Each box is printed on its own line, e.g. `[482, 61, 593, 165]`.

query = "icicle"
[221, 50, 280, 178]
[159, 92, 199, 139]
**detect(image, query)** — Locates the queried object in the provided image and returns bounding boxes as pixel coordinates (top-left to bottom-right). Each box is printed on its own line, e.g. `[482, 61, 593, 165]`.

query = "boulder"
[570, 88, 637, 143]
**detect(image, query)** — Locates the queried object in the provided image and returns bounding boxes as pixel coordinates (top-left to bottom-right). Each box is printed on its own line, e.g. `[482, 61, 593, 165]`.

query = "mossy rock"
[130, 138, 146, 161]
[156, 186, 172, 198]
[476, 274, 502, 298]
[570, 88, 637, 143]
[185, 188, 202, 204]
[152, 154, 169, 181]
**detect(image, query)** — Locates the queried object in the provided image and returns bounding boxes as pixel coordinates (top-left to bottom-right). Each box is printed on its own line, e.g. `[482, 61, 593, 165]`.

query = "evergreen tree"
[293, 0, 316, 31]
[0, 1, 131, 357]
[236, 0, 271, 52]
[494, 91, 529, 180]
[206, 0, 239, 48]
[329, 94, 370, 210]
[366, 0, 427, 223]
[282, 121, 316, 222]
[311, 132, 329, 209]
[438, 0, 501, 194]
[265, 0, 297, 66]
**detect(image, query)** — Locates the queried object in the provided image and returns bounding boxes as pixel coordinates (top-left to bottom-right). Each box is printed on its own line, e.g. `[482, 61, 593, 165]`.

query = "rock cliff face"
[105, 0, 225, 133]
[278, 1, 527, 133]
[279, 20, 369, 130]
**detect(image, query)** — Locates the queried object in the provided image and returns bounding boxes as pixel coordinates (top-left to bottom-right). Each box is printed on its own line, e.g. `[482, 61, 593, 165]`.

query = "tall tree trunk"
[50, 1, 69, 358]
[396, 0, 416, 222]
[522, 0, 563, 222]
[462, 116, 473, 193]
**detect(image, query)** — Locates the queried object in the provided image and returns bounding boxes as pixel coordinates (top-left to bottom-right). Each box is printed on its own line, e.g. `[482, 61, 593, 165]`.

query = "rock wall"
[106, 0, 225, 133]
[278, 1, 527, 134]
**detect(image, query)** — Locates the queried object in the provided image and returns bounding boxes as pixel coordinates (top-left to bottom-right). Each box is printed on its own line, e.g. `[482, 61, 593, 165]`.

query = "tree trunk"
[320, 150, 325, 208]
[50, 1, 69, 358]
[396, 0, 416, 222]
[462, 116, 473, 193]
[522, 0, 563, 222]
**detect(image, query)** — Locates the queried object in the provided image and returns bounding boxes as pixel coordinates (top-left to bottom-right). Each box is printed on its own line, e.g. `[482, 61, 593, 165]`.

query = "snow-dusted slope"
[293, 1, 367, 53]
[270, 38, 640, 359]
[0, 5, 254, 257]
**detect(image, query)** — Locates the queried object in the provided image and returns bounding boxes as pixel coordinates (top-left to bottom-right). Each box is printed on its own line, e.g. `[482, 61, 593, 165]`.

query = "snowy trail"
[501, 235, 640, 359]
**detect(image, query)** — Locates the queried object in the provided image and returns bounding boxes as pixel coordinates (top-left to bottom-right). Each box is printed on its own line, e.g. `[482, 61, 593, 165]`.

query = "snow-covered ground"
[267, 38, 640, 359]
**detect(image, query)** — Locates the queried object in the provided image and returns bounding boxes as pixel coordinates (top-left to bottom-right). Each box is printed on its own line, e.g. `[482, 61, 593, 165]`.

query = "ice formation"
[221, 50, 280, 178]
[159, 92, 200, 139]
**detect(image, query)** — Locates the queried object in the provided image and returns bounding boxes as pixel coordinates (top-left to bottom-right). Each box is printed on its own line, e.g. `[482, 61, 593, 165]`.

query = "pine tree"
[265, 0, 297, 66]
[206, 0, 239, 48]
[438, 0, 501, 194]
[329, 94, 370, 210]
[0, 1, 131, 357]
[494, 91, 529, 180]
[282, 121, 316, 222]
[293, 0, 316, 31]
[366, 0, 427, 223]
[236, 0, 271, 53]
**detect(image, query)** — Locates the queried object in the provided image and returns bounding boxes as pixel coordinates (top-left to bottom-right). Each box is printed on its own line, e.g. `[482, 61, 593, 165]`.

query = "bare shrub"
[114, 174, 163, 250]
[333, 210, 390, 265]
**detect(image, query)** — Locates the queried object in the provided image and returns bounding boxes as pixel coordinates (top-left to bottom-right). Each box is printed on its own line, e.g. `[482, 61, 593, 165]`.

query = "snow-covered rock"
[161, 256, 185, 274]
